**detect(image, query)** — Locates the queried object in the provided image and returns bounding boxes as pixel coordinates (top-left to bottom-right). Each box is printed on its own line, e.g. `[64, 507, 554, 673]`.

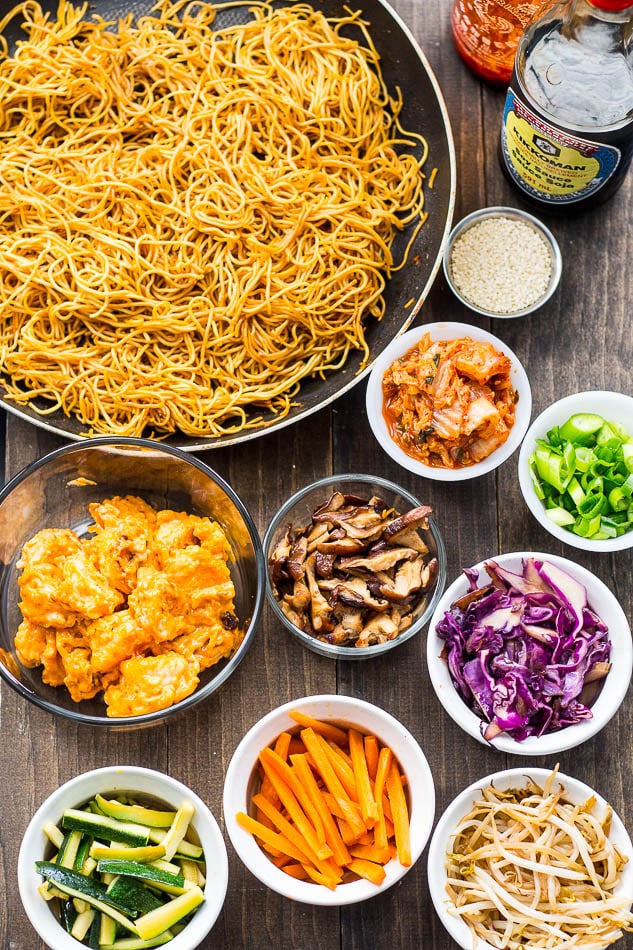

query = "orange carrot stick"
[302, 865, 339, 890]
[287, 737, 307, 756]
[349, 843, 392, 865]
[289, 753, 351, 868]
[300, 728, 365, 838]
[319, 737, 359, 801]
[259, 747, 331, 859]
[255, 805, 277, 833]
[347, 857, 387, 886]
[385, 760, 411, 867]
[372, 746, 393, 850]
[363, 735, 379, 780]
[282, 863, 310, 881]
[289, 711, 349, 746]
[236, 812, 310, 865]
[252, 793, 341, 884]
[349, 729, 379, 827]
[336, 816, 358, 846]
[259, 748, 332, 861]
[271, 853, 293, 868]
[326, 738, 353, 769]
[273, 731, 292, 761]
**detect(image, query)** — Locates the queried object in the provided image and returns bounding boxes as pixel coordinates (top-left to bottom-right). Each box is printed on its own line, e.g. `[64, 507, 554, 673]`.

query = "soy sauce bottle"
[499, 0, 633, 210]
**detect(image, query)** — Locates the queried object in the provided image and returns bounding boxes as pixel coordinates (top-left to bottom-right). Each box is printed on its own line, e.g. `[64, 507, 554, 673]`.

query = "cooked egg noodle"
[0, 0, 429, 437]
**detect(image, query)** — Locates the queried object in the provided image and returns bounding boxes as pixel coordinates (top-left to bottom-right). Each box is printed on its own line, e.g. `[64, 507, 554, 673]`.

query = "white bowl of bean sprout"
[428, 766, 633, 950]
[365, 322, 531, 481]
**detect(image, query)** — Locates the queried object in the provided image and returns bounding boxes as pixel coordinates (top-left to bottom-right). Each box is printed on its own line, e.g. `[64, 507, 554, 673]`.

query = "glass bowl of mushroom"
[262, 474, 446, 659]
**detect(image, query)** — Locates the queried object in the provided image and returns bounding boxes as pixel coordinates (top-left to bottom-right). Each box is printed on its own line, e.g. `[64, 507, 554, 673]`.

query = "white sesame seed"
[448, 216, 553, 315]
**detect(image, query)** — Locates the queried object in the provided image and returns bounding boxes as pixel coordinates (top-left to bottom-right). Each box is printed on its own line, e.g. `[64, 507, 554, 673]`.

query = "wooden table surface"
[1, 0, 632, 947]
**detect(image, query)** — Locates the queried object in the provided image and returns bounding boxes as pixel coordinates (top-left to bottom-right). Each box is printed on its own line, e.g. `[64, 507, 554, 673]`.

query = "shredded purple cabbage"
[435, 557, 611, 742]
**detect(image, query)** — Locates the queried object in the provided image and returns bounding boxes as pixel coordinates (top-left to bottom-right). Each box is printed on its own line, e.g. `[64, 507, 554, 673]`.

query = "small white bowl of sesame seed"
[443, 206, 562, 319]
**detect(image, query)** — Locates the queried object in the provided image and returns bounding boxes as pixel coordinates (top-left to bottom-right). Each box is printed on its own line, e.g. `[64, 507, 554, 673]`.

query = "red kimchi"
[381, 334, 518, 469]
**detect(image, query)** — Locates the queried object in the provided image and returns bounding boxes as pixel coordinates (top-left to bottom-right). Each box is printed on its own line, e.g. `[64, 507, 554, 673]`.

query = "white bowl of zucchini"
[17, 765, 228, 950]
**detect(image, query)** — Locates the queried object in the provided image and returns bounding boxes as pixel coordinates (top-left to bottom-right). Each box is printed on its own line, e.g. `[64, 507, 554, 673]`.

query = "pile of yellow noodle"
[0, 0, 429, 438]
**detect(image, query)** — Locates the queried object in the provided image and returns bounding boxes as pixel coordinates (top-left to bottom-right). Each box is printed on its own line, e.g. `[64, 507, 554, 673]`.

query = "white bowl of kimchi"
[428, 766, 633, 950]
[365, 322, 532, 481]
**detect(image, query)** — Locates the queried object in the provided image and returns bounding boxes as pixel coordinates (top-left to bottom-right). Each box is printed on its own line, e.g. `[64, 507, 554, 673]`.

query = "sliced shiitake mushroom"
[269, 491, 438, 648]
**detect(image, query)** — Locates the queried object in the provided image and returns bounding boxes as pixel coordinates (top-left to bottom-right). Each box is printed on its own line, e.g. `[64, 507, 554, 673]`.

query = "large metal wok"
[0, 0, 456, 450]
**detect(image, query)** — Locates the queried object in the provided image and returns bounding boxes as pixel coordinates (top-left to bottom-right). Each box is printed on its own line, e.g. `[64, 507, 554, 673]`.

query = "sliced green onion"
[573, 445, 595, 472]
[608, 486, 630, 511]
[546, 507, 576, 527]
[558, 412, 603, 444]
[528, 411, 633, 541]
[533, 445, 573, 494]
[566, 476, 585, 507]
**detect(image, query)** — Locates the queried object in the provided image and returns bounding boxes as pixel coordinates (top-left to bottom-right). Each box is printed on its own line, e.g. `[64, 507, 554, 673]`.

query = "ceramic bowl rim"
[222, 693, 436, 905]
[17, 765, 229, 950]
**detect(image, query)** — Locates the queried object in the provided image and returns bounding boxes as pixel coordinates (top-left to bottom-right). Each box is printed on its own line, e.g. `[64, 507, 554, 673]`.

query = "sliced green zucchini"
[35, 862, 139, 933]
[43, 821, 65, 850]
[61, 809, 150, 847]
[60, 898, 78, 933]
[95, 795, 176, 828]
[106, 876, 165, 915]
[178, 859, 200, 886]
[86, 912, 101, 949]
[99, 911, 118, 945]
[91, 843, 166, 863]
[147, 828, 203, 860]
[99, 933, 174, 949]
[147, 859, 182, 875]
[74, 834, 93, 871]
[58, 829, 84, 869]
[96, 859, 186, 895]
[156, 801, 195, 862]
[135, 886, 204, 941]
[38, 881, 66, 901]
[70, 907, 95, 941]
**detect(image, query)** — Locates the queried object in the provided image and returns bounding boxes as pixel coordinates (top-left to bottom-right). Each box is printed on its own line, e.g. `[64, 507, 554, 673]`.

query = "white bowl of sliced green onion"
[17, 766, 228, 950]
[518, 390, 633, 552]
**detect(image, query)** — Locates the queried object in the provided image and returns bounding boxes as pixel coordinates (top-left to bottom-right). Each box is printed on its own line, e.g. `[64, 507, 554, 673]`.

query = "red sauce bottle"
[451, 0, 548, 85]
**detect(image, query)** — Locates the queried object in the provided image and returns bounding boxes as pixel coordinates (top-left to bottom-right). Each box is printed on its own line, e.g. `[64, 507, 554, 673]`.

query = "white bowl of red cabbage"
[426, 552, 632, 755]
[518, 390, 633, 551]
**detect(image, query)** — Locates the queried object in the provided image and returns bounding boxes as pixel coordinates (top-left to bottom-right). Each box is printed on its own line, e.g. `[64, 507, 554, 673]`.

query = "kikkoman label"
[501, 89, 621, 204]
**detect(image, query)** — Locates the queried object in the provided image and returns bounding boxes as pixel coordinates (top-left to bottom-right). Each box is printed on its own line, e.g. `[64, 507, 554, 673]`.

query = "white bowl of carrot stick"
[222, 694, 435, 905]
